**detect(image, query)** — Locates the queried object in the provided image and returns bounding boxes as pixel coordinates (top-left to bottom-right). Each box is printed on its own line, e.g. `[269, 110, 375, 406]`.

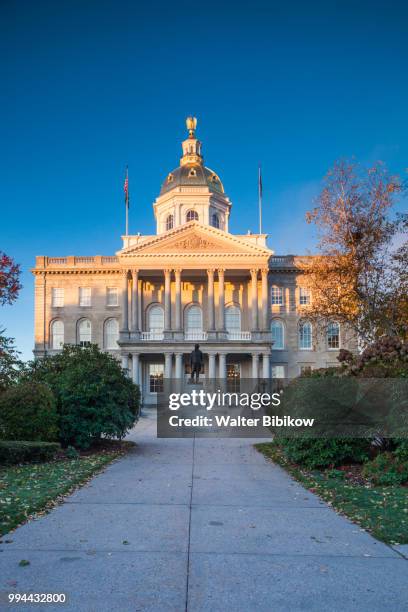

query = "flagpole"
[258, 164, 262, 234]
[125, 166, 129, 235]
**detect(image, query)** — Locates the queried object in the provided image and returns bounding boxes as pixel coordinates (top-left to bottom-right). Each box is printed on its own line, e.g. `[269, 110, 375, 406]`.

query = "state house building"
[33, 118, 351, 404]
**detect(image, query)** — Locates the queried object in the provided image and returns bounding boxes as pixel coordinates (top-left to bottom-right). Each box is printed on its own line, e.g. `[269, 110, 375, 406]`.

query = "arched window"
[51, 319, 64, 349]
[299, 321, 312, 350]
[78, 318, 92, 346]
[148, 305, 164, 332]
[185, 305, 202, 331]
[211, 213, 220, 229]
[186, 210, 199, 222]
[327, 322, 340, 349]
[225, 305, 241, 332]
[271, 320, 284, 349]
[104, 318, 119, 349]
[165, 214, 174, 231]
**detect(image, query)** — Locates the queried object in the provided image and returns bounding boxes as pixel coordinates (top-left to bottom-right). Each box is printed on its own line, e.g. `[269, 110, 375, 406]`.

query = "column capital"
[131, 268, 139, 276]
[173, 268, 182, 276]
[217, 268, 225, 277]
[207, 268, 215, 277]
[261, 267, 269, 276]
[250, 268, 259, 278]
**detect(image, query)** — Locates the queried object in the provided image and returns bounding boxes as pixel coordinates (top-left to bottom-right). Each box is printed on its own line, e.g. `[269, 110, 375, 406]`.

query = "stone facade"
[32, 118, 355, 404]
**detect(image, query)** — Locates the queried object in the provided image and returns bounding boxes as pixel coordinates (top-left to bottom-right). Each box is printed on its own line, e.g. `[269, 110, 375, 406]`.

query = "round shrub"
[339, 336, 408, 378]
[277, 437, 370, 469]
[0, 381, 58, 441]
[25, 344, 140, 449]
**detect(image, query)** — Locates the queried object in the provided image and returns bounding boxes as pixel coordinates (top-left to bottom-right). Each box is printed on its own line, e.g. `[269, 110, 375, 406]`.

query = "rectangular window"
[300, 365, 313, 376]
[271, 286, 283, 305]
[327, 322, 340, 349]
[79, 287, 91, 307]
[106, 287, 118, 306]
[149, 364, 164, 393]
[52, 287, 64, 307]
[299, 287, 311, 305]
[271, 365, 285, 379]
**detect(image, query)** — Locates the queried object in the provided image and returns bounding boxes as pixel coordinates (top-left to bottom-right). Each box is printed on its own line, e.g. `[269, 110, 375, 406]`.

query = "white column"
[121, 353, 129, 374]
[121, 271, 129, 332]
[164, 352, 173, 378]
[132, 354, 140, 385]
[250, 269, 259, 331]
[131, 269, 139, 332]
[175, 353, 183, 379]
[252, 353, 259, 379]
[208, 353, 216, 379]
[262, 353, 270, 379]
[217, 269, 225, 331]
[218, 353, 226, 379]
[138, 280, 143, 331]
[261, 268, 269, 331]
[207, 269, 215, 331]
[174, 269, 182, 331]
[164, 269, 171, 331]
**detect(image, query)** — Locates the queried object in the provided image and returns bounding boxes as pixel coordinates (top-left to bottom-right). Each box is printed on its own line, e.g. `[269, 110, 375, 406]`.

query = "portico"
[116, 258, 272, 402]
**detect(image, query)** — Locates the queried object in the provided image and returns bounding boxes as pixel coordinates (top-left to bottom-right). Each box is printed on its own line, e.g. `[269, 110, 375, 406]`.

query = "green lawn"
[256, 442, 408, 545]
[0, 449, 127, 537]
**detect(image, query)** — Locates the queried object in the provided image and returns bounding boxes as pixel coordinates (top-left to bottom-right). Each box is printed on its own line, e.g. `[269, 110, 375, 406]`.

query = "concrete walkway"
[1, 410, 408, 611]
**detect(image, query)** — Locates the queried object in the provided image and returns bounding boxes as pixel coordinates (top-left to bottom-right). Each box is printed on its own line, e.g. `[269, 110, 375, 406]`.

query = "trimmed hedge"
[362, 452, 408, 485]
[393, 438, 408, 461]
[0, 381, 58, 442]
[276, 437, 370, 469]
[0, 441, 61, 465]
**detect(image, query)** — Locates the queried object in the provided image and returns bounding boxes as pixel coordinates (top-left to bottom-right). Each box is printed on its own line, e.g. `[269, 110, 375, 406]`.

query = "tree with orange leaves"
[0, 251, 22, 306]
[299, 160, 407, 345]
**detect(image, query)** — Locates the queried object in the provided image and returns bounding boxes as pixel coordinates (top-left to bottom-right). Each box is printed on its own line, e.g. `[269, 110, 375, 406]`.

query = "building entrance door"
[227, 363, 241, 392]
[144, 363, 164, 405]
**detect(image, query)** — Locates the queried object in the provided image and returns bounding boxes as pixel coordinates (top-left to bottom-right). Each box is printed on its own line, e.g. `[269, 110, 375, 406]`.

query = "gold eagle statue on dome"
[186, 116, 197, 137]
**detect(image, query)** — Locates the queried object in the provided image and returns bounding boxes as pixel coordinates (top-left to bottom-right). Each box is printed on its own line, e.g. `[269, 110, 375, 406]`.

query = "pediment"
[119, 223, 272, 257]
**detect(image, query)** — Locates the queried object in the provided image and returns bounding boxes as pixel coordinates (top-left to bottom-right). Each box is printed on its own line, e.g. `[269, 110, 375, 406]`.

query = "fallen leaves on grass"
[0, 445, 132, 537]
[256, 442, 408, 545]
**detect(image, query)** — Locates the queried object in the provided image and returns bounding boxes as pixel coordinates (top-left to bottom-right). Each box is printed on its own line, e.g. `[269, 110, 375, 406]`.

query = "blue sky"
[1, 0, 407, 359]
